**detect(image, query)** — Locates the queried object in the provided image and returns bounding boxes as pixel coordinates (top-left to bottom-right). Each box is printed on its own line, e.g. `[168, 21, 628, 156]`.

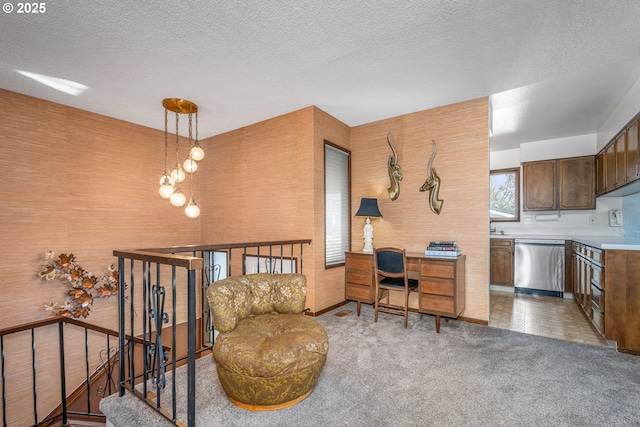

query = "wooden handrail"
[0, 316, 62, 336]
[112, 249, 203, 269]
[0, 317, 160, 349]
[136, 239, 312, 254]
[113, 240, 312, 272]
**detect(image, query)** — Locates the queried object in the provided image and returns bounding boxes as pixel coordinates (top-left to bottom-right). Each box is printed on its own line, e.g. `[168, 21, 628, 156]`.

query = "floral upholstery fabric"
[206, 273, 307, 332]
[214, 314, 328, 406]
[206, 273, 328, 408]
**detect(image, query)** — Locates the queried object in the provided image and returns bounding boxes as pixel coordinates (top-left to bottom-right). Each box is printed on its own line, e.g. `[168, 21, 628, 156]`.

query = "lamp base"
[362, 218, 374, 254]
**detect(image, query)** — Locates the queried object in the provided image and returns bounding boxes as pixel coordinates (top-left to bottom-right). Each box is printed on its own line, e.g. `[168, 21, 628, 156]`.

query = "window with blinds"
[325, 143, 350, 266]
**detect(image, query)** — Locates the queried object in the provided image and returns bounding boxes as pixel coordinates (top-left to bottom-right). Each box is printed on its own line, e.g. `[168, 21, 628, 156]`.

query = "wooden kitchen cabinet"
[572, 242, 640, 355]
[605, 249, 640, 355]
[596, 151, 606, 195]
[596, 115, 640, 197]
[523, 156, 595, 211]
[523, 160, 556, 210]
[615, 132, 627, 188]
[627, 119, 640, 182]
[558, 156, 596, 210]
[490, 238, 514, 286]
[605, 142, 616, 192]
[564, 240, 573, 294]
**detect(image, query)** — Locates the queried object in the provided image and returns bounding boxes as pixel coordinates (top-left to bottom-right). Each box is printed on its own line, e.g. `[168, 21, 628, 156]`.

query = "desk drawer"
[420, 278, 454, 296]
[346, 283, 372, 301]
[421, 260, 454, 278]
[420, 294, 454, 314]
[346, 255, 373, 271]
[346, 271, 372, 286]
[406, 258, 420, 272]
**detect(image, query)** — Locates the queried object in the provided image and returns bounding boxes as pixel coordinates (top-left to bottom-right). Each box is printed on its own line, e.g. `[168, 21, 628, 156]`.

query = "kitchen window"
[490, 168, 520, 222]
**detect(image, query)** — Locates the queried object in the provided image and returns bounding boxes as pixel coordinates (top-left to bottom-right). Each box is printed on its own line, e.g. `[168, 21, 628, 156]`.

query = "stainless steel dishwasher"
[514, 238, 565, 297]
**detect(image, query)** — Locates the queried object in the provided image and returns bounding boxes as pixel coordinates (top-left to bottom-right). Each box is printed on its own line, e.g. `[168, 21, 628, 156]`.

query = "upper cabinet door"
[605, 143, 616, 192]
[596, 152, 606, 196]
[627, 119, 639, 182]
[558, 156, 596, 210]
[615, 132, 627, 187]
[523, 160, 556, 211]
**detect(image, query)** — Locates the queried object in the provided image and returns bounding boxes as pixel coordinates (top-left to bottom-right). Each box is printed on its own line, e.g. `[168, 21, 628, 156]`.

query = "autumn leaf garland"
[39, 251, 119, 318]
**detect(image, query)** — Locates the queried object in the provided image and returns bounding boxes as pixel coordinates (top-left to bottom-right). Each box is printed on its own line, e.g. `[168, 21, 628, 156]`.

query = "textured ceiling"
[2, 1, 640, 151]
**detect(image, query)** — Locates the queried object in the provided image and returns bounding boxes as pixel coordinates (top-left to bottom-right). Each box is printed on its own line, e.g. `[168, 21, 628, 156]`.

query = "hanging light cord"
[188, 107, 193, 152]
[174, 106, 180, 164]
[164, 107, 169, 174]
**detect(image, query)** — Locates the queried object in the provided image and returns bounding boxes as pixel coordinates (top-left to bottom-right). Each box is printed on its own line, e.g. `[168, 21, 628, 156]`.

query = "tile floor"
[490, 290, 608, 347]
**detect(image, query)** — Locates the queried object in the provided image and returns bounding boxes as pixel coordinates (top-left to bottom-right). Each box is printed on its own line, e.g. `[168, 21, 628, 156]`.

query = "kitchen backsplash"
[492, 195, 626, 237]
[622, 192, 640, 238]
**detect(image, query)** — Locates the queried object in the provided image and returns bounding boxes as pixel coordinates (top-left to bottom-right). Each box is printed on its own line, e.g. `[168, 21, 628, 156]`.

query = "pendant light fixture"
[159, 107, 176, 199]
[158, 98, 203, 218]
[185, 171, 200, 218]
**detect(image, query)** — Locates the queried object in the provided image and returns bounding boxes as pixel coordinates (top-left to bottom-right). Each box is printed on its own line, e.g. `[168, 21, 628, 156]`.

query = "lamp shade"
[355, 198, 382, 218]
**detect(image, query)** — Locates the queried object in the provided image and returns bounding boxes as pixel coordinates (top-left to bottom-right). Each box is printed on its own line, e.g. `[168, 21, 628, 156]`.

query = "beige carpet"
[101, 302, 640, 426]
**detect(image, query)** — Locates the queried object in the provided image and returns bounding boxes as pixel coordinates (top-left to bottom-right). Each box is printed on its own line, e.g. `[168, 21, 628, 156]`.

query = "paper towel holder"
[535, 212, 560, 222]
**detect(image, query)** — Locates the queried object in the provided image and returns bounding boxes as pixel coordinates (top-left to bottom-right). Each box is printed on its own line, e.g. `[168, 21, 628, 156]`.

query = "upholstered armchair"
[206, 273, 328, 410]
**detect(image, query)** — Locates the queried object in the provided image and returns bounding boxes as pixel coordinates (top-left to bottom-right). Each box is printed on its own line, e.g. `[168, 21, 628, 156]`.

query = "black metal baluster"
[85, 327, 91, 416]
[128, 258, 135, 392]
[242, 247, 247, 274]
[269, 245, 274, 273]
[59, 322, 67, 426]
[107, 335, 113, 396]
[118, 257, 126, 397]
[1, 335, 6, 427]
[171, 264, 177, 422]
[187, 268, 196, 427]
[150, 279, 168, 409]
[142, 262, 150, 398]
[31, 328, 37, 424]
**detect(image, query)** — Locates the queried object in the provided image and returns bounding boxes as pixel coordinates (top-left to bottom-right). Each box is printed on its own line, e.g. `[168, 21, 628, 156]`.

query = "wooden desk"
[345, 252, 466, 332]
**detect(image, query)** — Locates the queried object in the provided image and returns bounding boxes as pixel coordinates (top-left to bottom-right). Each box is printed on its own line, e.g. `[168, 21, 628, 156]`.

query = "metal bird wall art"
[386, 133, 403, 201]
[419, 140, 444, 215]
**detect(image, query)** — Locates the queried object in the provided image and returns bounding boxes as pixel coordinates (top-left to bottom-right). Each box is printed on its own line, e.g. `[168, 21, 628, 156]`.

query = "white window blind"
[325, 144, 350, 266]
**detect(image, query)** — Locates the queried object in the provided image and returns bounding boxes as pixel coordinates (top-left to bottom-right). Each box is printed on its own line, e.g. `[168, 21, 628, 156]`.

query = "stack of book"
[425, 241, 461, 258]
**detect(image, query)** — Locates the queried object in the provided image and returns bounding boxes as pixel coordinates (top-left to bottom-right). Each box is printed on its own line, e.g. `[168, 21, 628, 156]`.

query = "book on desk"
[425, 241, 461, 258]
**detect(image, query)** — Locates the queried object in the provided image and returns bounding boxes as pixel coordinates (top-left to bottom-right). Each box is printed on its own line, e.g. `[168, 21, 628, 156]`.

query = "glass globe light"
[159, 176, 175, 198]
[189, 143, 205, 161]
[170, 188, 186, 207]
[185, 197, 200, 218]
[170, 163, 186, 183]
[183, 157, 198, 173]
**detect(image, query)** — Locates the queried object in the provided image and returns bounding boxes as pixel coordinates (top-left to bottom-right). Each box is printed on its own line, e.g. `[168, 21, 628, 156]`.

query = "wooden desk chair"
[373, 247, 419, 328]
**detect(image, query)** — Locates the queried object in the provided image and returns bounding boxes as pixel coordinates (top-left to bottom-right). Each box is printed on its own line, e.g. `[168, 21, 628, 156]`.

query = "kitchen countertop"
[571, 236, 640, 251]
[490, 234, 640, 251]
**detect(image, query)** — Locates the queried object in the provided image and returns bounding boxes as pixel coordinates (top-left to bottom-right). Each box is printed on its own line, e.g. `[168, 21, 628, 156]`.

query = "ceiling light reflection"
[17, 70, 88, 96]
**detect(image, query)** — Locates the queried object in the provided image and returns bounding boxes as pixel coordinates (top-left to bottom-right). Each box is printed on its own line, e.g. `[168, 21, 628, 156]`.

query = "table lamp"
[355, 198, 383, 253]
